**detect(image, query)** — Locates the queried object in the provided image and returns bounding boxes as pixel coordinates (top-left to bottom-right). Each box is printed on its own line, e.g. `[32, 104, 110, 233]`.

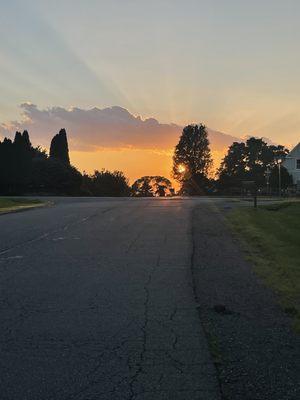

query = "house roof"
[289, 142, 300, 157]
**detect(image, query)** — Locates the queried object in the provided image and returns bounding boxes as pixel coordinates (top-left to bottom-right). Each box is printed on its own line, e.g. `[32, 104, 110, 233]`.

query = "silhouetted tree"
[85, 170, 130, 196]
[21, 130, 31, 147]
[173, 124, 212, 195]
[0, 131, 35, 194]
[132, 177, 153, 197]
[0, 138, 14, 194]
[156, 184, 167, 197]
[80, 172, 93, 196]
[13, 130, 33, 192]
[153, 176, 172, 197]
[30, 157, 82, 195]
[217, 137, 292, 193]
[0, 129, 82, 195]
[49, 128, 70, 165]
[217, 142, 247, 192]
[132, 176, 173, 197]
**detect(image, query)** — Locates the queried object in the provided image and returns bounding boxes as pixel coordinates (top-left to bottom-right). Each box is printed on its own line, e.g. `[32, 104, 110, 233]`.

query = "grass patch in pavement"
[228, 201, 300, 332]
[206, 331, 223, 367]
[0, 198, 43, 212]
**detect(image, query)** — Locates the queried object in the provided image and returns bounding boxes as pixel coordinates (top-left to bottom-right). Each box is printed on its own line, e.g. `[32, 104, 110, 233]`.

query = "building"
[283, 142, 300, 190]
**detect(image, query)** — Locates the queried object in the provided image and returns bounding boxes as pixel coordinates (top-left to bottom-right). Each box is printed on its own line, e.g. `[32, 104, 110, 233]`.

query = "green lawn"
[0, 198, 43, 212]
[228, 201, 300, 332]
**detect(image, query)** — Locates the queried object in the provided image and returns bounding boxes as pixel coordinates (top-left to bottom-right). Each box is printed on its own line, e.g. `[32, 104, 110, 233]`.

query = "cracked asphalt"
[0, 197, 227, 400]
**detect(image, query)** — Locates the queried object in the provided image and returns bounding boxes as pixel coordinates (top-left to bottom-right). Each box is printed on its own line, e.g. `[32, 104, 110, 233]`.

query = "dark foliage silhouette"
[132, 176, 173, 197]
[173, 124, 212, 195]
[132, 176, 153, 197]
[0, 129, 133, 196]
[0, 131, 46, 194]
[49, 128, 70, 165]
[82, 170, 130, 197]
[217, 137, 293, 193]
[0, 129, 80, 195]
[0, 129, 132, 196]
[1, 127, 294, 197]
[30, 158, 82, 195]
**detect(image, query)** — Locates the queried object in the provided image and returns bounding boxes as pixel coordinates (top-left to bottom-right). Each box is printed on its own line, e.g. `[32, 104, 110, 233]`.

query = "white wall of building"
[283, 143, 300, 186]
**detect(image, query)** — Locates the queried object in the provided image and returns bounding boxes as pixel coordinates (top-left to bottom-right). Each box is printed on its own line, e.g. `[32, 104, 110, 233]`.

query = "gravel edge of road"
[191, 204, 300, 400]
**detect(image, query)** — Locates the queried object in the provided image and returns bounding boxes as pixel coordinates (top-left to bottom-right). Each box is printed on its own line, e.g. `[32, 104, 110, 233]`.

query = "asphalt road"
[0, 197, 228, 400]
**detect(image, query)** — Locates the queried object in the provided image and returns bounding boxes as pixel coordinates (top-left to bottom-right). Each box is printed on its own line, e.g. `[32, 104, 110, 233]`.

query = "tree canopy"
[30, 157, 82, 195]
[131, 176, 173, 197]
[49, 128, 70, 165]
[0, 128, 133, 197]
[217, 138, 292, 192]
[173, 124, 212, 195]
[0, 131, 46, 194]
[82, 170, 130, 197]
[0, 127, 295, 197]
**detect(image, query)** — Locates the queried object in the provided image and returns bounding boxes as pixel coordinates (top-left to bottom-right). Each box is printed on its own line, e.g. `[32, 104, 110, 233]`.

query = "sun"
[178, 164, 186, 173]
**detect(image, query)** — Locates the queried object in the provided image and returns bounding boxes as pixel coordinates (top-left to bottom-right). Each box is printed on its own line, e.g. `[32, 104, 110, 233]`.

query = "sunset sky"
[0, 0, 299, 183]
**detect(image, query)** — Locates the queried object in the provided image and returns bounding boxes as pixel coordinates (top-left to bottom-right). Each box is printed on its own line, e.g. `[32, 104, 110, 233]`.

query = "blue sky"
[0, 0, 299, 146]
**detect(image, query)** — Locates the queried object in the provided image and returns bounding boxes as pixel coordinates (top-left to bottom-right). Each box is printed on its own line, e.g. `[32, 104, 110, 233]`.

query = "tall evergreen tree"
[12, 130, 33, 193]
[49, 128, 70, 165]
[22, 130, 31, 147]
[0, 138, 14, 193]
[0, 129, 83, 195]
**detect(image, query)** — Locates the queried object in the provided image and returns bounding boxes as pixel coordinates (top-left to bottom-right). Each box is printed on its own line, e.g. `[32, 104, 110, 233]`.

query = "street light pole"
[275, 157, 283, 197]
[278, 161, 281, 197]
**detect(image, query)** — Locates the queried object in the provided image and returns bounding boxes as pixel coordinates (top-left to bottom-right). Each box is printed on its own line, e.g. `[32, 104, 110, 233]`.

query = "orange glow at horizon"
[70, 149, 225, 189]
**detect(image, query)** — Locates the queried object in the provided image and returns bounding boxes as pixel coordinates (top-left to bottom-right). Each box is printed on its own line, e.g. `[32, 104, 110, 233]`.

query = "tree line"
[0, 129, 175, 196]
[0, 126, 293, 196]
[0, 129, 129, 196]
[172, 124, 293, 195]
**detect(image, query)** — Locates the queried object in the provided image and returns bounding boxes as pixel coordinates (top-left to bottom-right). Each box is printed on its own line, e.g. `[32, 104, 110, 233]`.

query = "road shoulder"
[192, 204, 300, 400]
[0, 198, 46, 215]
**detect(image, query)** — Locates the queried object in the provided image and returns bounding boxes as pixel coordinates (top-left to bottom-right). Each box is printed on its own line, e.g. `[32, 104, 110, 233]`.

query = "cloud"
[0, 103, 240, 152]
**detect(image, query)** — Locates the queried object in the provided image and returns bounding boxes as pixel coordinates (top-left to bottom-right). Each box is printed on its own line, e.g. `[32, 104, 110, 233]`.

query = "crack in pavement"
[128, 253, 162, 400]
[0, 207, 115, 257]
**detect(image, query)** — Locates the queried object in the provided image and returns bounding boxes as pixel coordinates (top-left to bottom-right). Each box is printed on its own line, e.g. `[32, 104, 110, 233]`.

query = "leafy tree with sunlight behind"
[172, 124, 212, 195]
[132, 176, 173, 197]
